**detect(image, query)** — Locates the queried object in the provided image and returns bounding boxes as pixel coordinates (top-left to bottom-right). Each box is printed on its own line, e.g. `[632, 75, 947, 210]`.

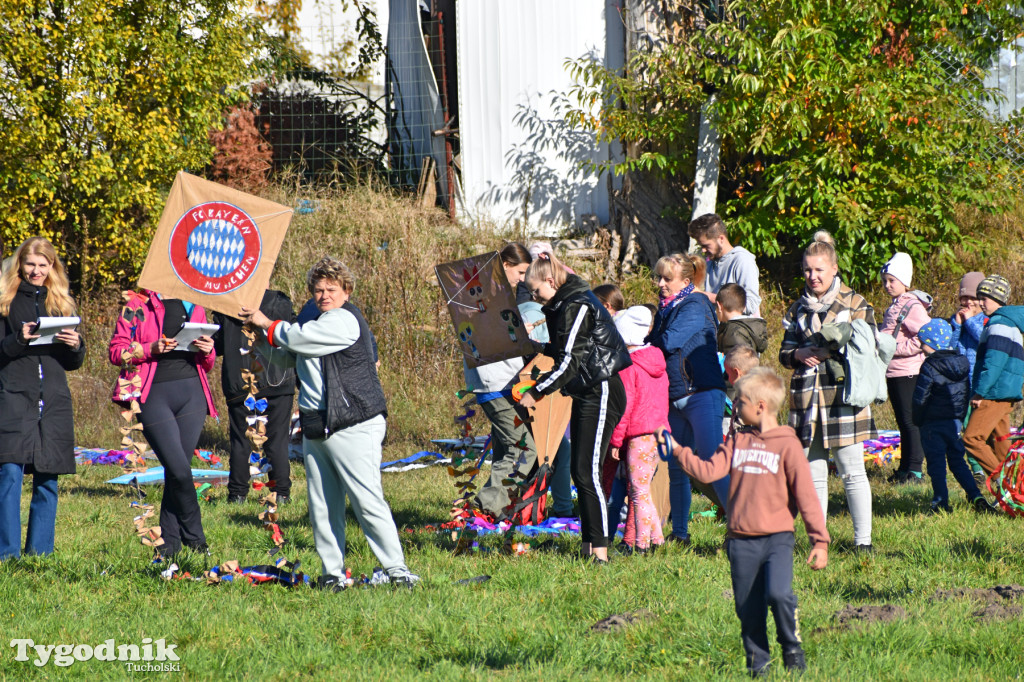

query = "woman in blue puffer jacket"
[647, 253, 729, 545]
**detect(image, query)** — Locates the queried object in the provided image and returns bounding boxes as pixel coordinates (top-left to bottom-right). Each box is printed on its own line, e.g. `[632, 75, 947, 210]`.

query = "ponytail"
[525, 257, 567, 290]
[654, 252, 704, 285]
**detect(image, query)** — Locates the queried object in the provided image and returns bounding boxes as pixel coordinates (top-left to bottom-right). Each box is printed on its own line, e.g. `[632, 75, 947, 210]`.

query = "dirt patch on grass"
[972, 603, 1023, 623]
[932, 584, 1024, 603]
[590, 609, 656, 633]
[812, 604, 907, 635]
[932, 584, 1024, 622]
[835, 604, 907, 626]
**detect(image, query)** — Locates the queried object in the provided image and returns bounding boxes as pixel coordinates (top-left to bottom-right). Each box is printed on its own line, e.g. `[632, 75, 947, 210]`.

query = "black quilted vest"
[322, 301, 387, 434]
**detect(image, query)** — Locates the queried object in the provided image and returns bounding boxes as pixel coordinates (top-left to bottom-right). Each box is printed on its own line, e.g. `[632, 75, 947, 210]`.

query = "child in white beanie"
[607, 306, 668, 554]
[880, 252, 933, 484]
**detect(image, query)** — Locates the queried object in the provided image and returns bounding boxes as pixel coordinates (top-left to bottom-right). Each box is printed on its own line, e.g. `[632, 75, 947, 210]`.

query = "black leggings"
[888, 375, 925, 475]
[568, 375, 626, 549]
[227, 393, 292, 498]
[140, 376, 208, 554]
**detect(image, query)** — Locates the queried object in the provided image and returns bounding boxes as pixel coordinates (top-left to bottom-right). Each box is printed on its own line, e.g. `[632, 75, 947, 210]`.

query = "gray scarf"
[797, 277, 841, 333]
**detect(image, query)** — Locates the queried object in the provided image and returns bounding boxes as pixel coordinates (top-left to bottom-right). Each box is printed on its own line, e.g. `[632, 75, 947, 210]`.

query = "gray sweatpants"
[806, 426, 873, 546]
[303, 415, 407, 577]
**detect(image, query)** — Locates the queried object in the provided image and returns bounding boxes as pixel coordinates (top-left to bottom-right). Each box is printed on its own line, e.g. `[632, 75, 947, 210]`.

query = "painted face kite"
[500, 309, 522, 342]
[458, 321, 481, 360]
[462, 266, 486, 313]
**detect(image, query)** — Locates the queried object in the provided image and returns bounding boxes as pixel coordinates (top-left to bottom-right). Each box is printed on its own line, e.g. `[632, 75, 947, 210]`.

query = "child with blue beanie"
[912, 319, 999, 514]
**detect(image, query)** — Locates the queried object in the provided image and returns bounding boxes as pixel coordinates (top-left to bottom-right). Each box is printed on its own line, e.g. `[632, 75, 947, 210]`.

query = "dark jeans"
[727, 532, 803, 674]
[141, 377, 208, 555]
[888, 375, 925, 475]
[606, 475, 627, 542]
[569, 375, 626, 549]
[227, 393, 293, 498]
[548, 435, 573, 517]
[921, 418, 982, 504]
[667, 389, 729, 539]
[0, 463, 58, 559]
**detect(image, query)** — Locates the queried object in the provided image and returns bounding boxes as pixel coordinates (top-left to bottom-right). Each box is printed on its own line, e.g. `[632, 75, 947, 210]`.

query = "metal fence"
[932, 41, 1024, 185]
[251, 3, 459, 208]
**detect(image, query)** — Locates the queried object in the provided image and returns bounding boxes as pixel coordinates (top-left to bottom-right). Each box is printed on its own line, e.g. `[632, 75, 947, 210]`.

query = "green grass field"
[1, 446, 1022, 680]
[4, 186, 1024, 679]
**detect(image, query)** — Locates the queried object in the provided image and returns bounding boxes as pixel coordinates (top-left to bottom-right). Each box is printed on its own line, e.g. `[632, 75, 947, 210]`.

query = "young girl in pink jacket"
[880, 253, 932, 483]
[609, 306, 669, 553]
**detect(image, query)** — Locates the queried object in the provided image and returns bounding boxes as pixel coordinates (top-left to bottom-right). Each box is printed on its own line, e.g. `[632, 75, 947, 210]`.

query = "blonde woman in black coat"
[0, 237, 84, 560]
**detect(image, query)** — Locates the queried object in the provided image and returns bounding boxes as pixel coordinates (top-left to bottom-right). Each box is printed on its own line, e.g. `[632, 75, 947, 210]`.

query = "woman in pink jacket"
[109, 291, 218, 558]
[608, 306, 669, 553]
[880, 253, 932, 483]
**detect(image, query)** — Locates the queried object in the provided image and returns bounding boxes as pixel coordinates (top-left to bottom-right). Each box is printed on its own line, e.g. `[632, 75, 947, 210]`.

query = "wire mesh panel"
[933, 40, 1024, 186]
[254, 73, 387, 182]
[384, 0, 457, 213]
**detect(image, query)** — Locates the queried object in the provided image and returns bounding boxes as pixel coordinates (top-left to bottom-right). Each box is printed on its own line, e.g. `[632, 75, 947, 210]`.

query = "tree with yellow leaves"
[0, 0, 263, 288]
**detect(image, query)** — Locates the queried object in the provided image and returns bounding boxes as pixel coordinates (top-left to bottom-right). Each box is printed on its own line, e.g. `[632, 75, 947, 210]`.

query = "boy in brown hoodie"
[660, 367, 829, 677]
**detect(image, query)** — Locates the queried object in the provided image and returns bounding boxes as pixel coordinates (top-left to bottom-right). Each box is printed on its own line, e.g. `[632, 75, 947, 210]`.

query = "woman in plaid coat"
[779, 231, 875, 553]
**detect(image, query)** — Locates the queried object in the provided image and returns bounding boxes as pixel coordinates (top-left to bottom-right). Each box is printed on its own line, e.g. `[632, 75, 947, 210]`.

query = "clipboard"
[29, 317, 81, 346]
[170, 322, 220, 352]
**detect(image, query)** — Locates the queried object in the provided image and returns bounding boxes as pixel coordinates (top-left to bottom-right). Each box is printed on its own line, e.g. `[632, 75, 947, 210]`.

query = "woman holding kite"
[240, 255, 419, 590]
[518, 259, 631, 563]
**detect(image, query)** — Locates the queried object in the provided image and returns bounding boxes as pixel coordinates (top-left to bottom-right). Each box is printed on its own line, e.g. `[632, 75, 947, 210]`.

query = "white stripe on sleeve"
[535, 305, 589, 393]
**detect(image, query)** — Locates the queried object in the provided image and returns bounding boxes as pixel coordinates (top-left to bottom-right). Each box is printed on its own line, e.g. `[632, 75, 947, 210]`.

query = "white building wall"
[456, 0, 624, 230]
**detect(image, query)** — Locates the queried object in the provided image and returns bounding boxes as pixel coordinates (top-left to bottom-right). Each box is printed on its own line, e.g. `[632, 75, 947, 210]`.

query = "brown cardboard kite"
[138, 171, 292, 318]
[518, 354, 572, 466]
[435, 252, 536, 368]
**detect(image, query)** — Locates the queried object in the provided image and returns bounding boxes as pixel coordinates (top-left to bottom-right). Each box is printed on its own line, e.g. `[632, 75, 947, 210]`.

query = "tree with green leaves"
[569, 0, 1024, 286]
[0, 0, 264, 288]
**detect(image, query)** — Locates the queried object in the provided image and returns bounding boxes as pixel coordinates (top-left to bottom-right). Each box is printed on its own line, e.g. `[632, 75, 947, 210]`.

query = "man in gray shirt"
[688, 213, 761, 316]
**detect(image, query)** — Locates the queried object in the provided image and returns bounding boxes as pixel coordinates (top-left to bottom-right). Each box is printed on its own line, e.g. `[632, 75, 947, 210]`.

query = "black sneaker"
[973, 497, 1000, 515]
[616, 543, 636, 557]
[889, 470, 909, 484]
[666, 534, 692, 547]
[275, 494, 291, 504]
[929, 501, 953, 515]
[783, 648, 807, 673]
[226, 494, 247, 504]
[853, 544, 874, 555]
[314, 574, 347, 592]
[750, 663, 771, 678]
[892, 471, 923, 485]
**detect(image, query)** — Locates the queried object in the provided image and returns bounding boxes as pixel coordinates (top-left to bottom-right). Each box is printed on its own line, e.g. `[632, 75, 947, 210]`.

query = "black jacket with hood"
[0, 281, 86, 474]
[535, 274, 631, 398]
[213, 290, 297, 402]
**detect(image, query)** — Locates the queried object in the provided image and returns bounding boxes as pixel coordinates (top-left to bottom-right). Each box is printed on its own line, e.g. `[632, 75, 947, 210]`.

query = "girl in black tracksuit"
[520, 260, 631, 562]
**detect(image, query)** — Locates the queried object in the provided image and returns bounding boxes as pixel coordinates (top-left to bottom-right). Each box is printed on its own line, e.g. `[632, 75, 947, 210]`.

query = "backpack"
[500, 460, 551, 527]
